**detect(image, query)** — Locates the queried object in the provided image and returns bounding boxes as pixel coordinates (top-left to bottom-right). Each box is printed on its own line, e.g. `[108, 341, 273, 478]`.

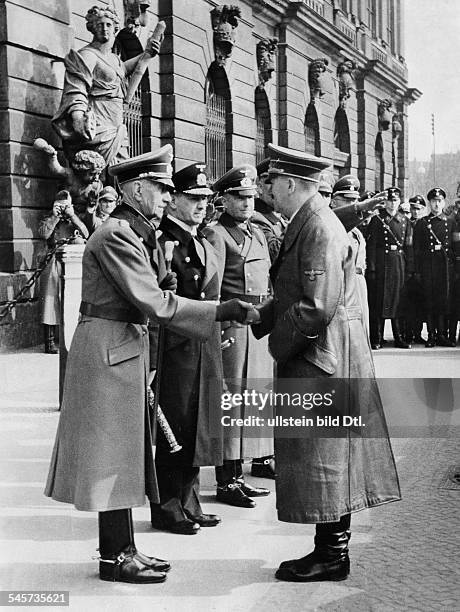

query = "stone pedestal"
[57, 243, 85, 406]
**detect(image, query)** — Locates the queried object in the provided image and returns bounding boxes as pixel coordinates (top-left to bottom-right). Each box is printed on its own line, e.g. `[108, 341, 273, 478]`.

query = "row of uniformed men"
[45, 142, 401, 585]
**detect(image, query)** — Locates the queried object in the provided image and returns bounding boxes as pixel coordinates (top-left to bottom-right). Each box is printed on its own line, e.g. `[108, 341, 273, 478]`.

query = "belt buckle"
[434, 244, 441, 251]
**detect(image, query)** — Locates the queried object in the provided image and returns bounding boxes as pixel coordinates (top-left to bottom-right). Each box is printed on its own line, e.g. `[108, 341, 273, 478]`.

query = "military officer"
[252, 143, 401, 582]
[449, 198, 460, 344]
[331, 175, 369, 336]
[251, 158, 287, 263]
[150, 163, 224, 534]
[402, 195, 427, 344]
[365, 186, 411, 349]
[204, 165, 273, 507]
[317, 169, 335, 204]
[413, 188, 456, 347]
[44, 146, 254, 584]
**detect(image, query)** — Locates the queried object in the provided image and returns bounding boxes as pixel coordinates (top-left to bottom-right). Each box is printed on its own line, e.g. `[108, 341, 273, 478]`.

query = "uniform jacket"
[253, 194, 401, 523]
[365, 209, 409, 318]
[413, 213, 455, 316]
[251, 198, 286, 262]
[349, 227, 369, 336]
[45, 203, 216, 512]
[156, 215, 224, 467]
[204, 213, 274, 459]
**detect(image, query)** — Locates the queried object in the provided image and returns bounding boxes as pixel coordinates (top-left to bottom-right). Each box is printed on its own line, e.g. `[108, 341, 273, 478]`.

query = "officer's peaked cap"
[427, 187, 446, 200]
[267, 143, 331, 183]
[108, 145, 174, 188]
[386, 186, 401, 198]
[213, 165, 257, 195]
[332, 174, 360, 198]
[256, 158, 270, 177]
[409, 195, 426, 208]
[172, 163, 213, 195]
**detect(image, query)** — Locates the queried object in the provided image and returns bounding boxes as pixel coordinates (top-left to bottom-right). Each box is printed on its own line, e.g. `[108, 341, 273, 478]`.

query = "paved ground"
[0, 343, 459, 612]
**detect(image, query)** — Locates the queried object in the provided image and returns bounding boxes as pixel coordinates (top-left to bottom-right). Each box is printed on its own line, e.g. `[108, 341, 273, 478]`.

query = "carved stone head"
[378, 99, 393, 131]
[337, 59, 356, 108]
[309, 58, 329, 101]
[211, 5, 242, 66]
[257, 38, 278, 87]
[85, 5, 120, 36]
[392, 113, 403, 140]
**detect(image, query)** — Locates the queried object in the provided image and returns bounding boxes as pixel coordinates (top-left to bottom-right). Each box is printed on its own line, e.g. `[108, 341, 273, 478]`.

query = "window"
[205, 63, 232, 183]
[304, 103, 321, 156]
[255, 87, 272, 164]
[387, 0, 396, 53]
[334, 108, 350, 154]
[375, 134, 384, 192]
[367, 0, 377, 37]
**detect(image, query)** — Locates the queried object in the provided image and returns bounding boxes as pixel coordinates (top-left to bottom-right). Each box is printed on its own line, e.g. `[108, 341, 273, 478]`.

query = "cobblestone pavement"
[0, 348, 459, 611]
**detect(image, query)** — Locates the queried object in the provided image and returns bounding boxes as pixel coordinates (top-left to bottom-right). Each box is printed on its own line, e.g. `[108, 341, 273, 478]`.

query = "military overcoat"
[365, 209, 409, 318]
[44, 204, 216, 512]
[156, 216, 224, 467]
[204, 213, 274, 459]
[254, 195, 401, 523]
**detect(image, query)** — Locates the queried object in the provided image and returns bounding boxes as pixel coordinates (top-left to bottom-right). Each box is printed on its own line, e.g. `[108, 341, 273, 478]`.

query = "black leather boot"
[391, 319, 411, 348]
[44, 324, 58, 354]
[276, 514, 351, 582]
[216, 461, 256, 508]
[236, 459, 270, 497]
[99, 509, 169, 583]
[251, 455, 276, 479]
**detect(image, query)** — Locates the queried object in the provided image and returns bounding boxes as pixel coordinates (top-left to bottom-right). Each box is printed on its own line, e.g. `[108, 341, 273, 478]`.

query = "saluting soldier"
[365, 186, 411, 349]
[413, 188, 456, 347]
[44, 146, 253, 584]
[204, 165, 274, 507]
[150, 163, 224, 535]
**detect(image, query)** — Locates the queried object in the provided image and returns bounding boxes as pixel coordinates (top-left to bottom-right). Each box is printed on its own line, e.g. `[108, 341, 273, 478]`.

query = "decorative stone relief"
[256, 38, 278, 88]
[211, 5, 241, 66]
[337, 59, 356, 108]
[309, 58, 329, 102]
[378, 99, 393, 131]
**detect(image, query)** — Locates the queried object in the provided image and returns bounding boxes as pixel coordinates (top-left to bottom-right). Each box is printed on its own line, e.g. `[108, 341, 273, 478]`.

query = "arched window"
[304, 103, 320, 155]
[254, 86, 272, 164]
[116, 27, 150, 157]
[205, 62, 232, 183]
[375, 133, 385, 192]
[334, 108, 350, 154]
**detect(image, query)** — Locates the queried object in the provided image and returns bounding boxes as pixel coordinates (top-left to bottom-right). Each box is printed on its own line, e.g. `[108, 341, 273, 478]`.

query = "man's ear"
[133, 180, 143, 201]
[169, 194, 178, 212]
[287, 177, 296, 194]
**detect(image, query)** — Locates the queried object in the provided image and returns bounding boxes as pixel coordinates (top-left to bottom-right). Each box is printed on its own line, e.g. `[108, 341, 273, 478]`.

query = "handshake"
[215, 299, 261, 325]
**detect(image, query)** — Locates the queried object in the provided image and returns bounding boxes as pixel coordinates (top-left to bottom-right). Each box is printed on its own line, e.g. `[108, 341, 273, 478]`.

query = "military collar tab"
[111, 203, 157, 248]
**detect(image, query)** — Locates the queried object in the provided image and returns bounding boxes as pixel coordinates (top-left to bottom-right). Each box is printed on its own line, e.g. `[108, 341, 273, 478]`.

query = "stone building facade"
[0, 0, 420, 349]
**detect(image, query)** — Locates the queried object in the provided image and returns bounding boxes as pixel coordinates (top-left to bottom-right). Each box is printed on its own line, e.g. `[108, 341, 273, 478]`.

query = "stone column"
[56, 243, 85, 405]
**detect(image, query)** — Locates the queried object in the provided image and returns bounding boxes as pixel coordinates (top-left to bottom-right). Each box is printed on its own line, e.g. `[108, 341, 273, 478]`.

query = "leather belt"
[345, 306, 362, 321]
[355, 267, 364, 275]
[221, 293, 269, 305]
[80, 301, 147, 325]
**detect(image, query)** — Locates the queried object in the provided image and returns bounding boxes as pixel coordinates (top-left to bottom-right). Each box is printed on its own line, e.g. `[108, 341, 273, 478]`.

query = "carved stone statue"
[256, 38, 278, 87]
[309, 58, 329, 102]
[52, 4, 163, 166]
[210, 5, 241, 66]
[392, 113, 403, 141]
[337, 59, 356, 108]
[378, 99, 393, 131]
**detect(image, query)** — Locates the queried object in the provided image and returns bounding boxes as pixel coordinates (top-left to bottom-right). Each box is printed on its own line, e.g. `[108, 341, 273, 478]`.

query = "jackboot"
[44, 324, 58, 354]
[276, 514, 351, 582]
[98, 509, 169, 583]
[391, 319, 411, 349]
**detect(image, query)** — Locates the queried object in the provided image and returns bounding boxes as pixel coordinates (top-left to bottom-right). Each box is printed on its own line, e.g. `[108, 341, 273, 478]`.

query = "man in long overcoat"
[204, 165, 274, 508]
[44, 145, 253, 584]
[365, 187, 411, 349]
[150, 163, 224, 534]
[253, 143, 401, 582]
[413, 188, 456, 347]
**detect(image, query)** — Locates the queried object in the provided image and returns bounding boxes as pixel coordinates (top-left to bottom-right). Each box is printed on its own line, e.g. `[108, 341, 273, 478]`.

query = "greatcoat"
[204, 212, 274, 459]
[44, 204, 216, 512]
[156, 216, 224, 467]
[254, 194, 401, 523]
[365, 209, 409, 319]
[413, 213, 455, 317]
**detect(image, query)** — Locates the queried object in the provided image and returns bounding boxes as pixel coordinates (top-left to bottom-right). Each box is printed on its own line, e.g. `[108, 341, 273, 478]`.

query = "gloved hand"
[159, 272, 177, 292]
[215, 299, 254, 323]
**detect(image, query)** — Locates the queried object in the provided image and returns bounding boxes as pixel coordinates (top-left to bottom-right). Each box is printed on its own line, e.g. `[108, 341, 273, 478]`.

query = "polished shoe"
[236, 479, 270, 497]
[122, 544, 171, 572]
[425, 335, 436, 348]
[186, 513, 221, 527]
[394, 336, 411, 349]
[371, 343, 381, 350]
[216, 483, 256, 508]
[99, 550, 167, 583]
[151, 516, 200, 535]
[275, 553, 350, 582]
[251, 457, 275, 479]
